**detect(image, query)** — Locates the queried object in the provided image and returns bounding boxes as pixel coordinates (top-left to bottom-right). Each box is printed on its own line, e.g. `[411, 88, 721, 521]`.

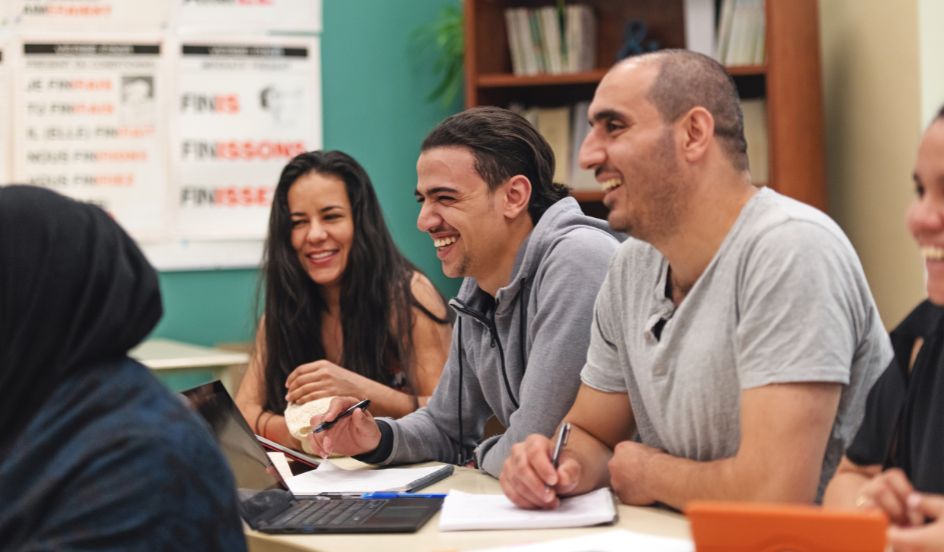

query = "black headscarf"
[0, 186, 162, 453]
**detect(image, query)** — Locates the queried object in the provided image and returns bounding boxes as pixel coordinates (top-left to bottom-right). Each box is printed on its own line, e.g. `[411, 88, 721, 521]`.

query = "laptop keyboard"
[269, 498, 388, 528]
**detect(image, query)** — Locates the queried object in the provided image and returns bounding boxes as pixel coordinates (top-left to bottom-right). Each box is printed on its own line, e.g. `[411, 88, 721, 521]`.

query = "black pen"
[551, 422, 571, 469]
[312, 399, 370, 433]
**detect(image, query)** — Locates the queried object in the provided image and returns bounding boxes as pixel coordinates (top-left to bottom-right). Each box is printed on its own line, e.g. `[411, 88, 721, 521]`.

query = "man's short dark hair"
[637, 49, 749, 171]
[421, 106, 570, 224]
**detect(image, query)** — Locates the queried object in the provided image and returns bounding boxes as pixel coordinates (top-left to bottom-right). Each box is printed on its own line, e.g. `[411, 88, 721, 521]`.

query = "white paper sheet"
[283, 461, 450, 496]
[266, 451, 293, 482]
[476, 529, 693, 551]
[439, 487, 617, 532]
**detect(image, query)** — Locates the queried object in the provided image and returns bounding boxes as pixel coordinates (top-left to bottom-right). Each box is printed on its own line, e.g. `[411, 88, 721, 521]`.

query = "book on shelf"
[536, 106, 572, 186]
[539, 6, 565, 74]
[511, 102, 598, 193]
[505, 8, 536, 75]
[715, 0, 765, 66]
[565, 4, 596, 73]
[505, 9, 526, 76]
[570, 100, 598, 191]
[741, 98, 768, 184]
[503, 4, 596, 76]
[526, 9, 548, 74]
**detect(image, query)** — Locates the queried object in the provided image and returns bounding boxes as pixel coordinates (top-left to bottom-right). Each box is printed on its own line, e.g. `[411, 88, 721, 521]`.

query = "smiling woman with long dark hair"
[235, 150, 452, 450]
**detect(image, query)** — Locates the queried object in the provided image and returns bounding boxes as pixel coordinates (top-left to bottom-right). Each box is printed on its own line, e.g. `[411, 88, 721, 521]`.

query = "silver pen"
[551, 422, 572, 470]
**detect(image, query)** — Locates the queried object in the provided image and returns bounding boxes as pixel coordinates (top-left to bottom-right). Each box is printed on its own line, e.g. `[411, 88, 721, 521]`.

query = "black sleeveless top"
[846, 300, 944, 493]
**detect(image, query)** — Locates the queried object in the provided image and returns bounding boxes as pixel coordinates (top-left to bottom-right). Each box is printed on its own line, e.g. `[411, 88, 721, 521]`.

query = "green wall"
[152, 0, 462, 348]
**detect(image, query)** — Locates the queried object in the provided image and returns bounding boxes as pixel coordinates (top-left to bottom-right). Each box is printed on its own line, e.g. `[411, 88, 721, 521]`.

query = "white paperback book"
[439, 487, 617, 531]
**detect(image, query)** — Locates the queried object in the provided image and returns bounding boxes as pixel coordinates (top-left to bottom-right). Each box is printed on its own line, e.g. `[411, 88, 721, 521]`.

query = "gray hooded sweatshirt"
[358, 197, 621, 477]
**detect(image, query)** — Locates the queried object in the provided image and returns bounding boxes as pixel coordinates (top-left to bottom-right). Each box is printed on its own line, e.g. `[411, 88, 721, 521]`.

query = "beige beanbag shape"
[284, 397, 335, 454]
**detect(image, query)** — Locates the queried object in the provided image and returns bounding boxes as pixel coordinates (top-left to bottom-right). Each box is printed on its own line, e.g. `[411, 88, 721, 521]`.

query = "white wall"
[819, 0, 926, 328]
[919, 0, 944, 123]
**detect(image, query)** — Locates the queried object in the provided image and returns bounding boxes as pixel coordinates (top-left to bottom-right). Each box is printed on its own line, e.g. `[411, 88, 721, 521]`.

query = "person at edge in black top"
[0, 186, 246, 551]
[824, 106, 944, 550]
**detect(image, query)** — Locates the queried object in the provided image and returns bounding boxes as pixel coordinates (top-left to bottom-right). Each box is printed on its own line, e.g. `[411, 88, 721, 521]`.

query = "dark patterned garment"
[846, 300, 944, 493]
[0, 358, 248, 551]
[0, 186, 246, 551]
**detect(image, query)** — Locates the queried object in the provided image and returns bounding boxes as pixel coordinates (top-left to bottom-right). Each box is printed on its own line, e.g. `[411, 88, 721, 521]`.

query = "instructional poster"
[12, 37, 169, 239]
[175, 0, 321, 33]
[173, 37, 321, 239]
[10, 0, 168, 32]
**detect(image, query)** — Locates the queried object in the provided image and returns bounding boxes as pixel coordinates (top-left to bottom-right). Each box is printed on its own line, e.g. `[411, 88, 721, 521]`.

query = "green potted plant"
[413, 3, 464, 107]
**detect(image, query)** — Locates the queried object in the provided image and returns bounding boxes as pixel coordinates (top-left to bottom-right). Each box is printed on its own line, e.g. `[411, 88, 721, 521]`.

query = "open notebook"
[439, 487, 617, 531]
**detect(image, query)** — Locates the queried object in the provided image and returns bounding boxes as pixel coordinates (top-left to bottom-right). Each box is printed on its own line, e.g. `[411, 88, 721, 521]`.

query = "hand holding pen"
[313, 398, 370, 433]
[499, 422, 581, 510]
[550, 422, 572, 471]
[307, 396, 382, 458]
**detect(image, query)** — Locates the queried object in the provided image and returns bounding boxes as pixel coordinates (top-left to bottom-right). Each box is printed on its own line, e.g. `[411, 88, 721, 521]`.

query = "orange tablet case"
[686, 501, 888, 552]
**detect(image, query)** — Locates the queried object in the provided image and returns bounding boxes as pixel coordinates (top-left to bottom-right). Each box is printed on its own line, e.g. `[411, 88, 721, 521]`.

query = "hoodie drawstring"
[456, 317, 466, 465]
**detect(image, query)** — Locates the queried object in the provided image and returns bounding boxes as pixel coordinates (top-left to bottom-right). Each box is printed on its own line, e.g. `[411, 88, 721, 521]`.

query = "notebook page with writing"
[439, 487, 617, 531]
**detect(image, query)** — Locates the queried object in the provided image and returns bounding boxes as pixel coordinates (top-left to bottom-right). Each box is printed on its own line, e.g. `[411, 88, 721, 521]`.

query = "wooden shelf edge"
[477, 69, 608, 88]
[726, 64, 767, 76]
[478, 65, 763, 88]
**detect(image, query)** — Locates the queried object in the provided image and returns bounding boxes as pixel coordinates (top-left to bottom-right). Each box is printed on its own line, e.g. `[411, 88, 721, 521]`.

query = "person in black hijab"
[825, 108, 944, 549]
[0, 186, 246, 551]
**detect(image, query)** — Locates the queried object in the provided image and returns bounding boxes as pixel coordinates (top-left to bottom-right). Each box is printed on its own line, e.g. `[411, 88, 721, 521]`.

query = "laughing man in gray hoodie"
[306, 107, 621, 477]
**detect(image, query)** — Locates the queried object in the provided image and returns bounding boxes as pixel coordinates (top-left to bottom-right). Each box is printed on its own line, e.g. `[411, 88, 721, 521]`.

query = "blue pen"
[360, 491, 447, 499]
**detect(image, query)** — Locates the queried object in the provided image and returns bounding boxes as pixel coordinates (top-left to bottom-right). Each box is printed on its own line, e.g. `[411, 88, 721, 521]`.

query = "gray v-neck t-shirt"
[582, 187, 891, 498]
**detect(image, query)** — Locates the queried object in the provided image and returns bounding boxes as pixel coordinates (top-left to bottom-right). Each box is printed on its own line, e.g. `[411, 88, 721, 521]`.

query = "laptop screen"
[181, 380, 286, 493]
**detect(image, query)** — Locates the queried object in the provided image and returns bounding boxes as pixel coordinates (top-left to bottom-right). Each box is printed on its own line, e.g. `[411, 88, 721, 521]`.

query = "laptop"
[686, 500, 888, 552]
[181, 380, 443, 534]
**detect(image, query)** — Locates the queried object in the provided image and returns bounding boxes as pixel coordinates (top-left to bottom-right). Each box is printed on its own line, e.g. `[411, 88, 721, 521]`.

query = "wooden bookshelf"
[463, 0, 827, 213]
[476, 69, 608, 88]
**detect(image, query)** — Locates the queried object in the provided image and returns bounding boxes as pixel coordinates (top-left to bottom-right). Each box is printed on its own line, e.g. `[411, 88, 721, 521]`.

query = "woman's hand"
[856, 468, 917, 526]
[285, 360, 374, 404]
[888, 493, 944, 552]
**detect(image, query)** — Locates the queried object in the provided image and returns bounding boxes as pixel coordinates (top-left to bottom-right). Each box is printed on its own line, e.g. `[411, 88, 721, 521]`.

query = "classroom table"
[130, 337, 249, 393]
[245, 459, 691, 552]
